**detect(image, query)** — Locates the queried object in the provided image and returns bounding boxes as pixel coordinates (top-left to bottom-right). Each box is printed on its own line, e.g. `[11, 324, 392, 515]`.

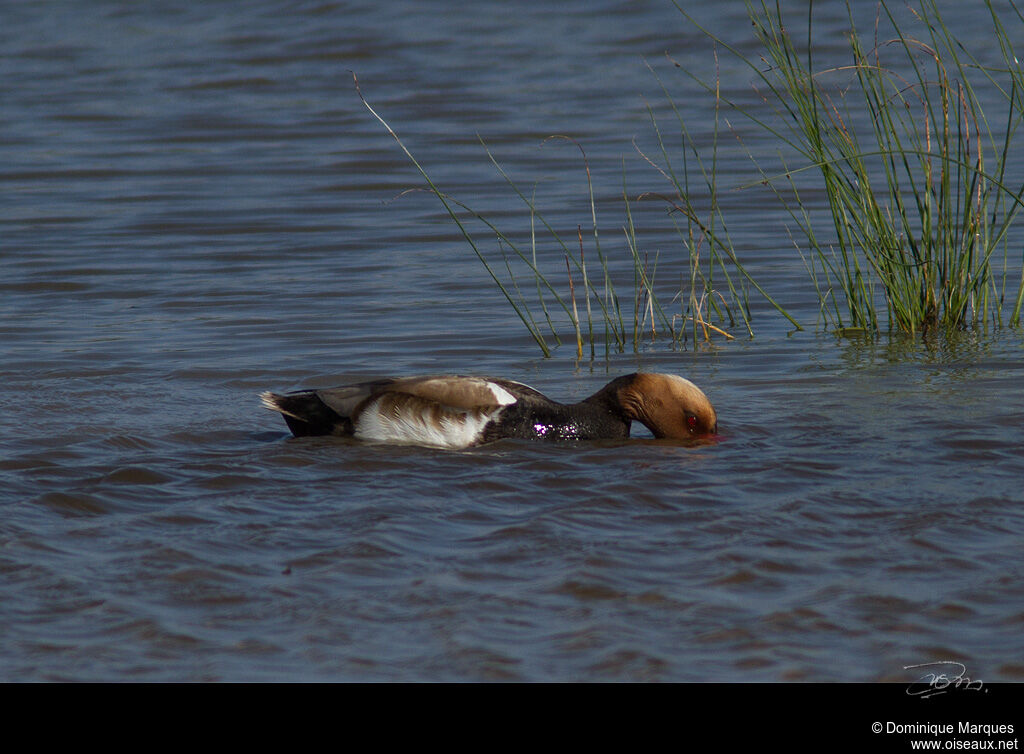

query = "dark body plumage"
[479, 376, 633, 442]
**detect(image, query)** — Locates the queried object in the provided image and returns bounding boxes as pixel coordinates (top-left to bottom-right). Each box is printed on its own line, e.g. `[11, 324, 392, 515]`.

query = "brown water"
[3, 1, 1024, 682]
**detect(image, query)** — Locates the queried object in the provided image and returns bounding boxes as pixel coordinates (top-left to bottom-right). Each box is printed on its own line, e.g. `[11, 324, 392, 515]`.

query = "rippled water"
[3, 1, 1024, 682]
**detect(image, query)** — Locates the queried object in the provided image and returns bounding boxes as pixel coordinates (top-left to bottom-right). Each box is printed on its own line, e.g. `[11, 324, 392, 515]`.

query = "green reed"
[676, 0, 1024, 334]
[635, 57, 799, 340]
[357, 1, 1024, 350]
[355, 70, 795, 358]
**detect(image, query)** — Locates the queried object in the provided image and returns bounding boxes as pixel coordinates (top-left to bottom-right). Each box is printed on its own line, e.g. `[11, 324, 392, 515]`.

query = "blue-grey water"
[2, 0, 1024, 682]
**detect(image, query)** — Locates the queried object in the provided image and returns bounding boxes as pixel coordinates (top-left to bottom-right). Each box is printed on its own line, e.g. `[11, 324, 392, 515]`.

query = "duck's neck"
[582, 374, 637, 414]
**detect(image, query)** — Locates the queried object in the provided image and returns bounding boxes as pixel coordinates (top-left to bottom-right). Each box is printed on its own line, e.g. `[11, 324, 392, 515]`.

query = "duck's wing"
[314, 378, 399, 417]
[382, 375, 531, 410]
[351, 376, 524, 448]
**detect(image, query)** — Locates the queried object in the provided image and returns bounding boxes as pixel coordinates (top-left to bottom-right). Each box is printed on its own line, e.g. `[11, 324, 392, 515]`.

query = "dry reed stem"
[565, 251, 583, 360]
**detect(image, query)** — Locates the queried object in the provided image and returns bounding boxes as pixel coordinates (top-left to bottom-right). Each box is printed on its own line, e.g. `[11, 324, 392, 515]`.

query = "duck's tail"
[260, 391, 352, 437]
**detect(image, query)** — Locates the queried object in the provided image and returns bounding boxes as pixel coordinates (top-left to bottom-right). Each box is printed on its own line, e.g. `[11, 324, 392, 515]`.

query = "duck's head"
[617, 373, 718, 441]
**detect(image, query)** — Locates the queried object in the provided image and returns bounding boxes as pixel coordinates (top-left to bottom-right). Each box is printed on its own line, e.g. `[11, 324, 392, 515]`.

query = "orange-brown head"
[615, 373, 718, 440]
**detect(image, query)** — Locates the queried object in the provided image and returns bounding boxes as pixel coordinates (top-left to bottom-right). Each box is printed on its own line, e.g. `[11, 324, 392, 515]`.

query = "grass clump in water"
[358, 1, 1024, 348]
[676, 0, 1024, 335]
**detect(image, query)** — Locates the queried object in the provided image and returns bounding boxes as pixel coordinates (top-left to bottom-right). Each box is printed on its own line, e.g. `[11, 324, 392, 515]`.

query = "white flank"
[355, 400, 505, 449]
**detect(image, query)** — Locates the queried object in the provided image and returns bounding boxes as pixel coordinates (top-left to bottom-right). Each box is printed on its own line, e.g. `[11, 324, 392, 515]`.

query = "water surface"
[2, 0, 1023, 682]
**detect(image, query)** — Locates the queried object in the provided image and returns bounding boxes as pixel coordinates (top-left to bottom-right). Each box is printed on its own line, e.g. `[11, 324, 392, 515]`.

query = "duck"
[261, 372, 717, 449]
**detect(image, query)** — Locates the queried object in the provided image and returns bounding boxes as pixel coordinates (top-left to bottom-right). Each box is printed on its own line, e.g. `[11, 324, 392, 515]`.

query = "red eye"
[686, 414, 698, 431]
